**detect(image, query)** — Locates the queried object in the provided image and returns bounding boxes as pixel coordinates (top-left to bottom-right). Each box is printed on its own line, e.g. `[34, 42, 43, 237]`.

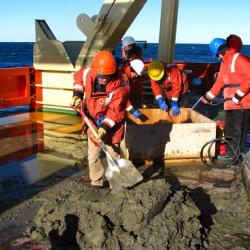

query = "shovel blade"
[105, 158, 143, 189]
[117, 158, 143, 187]
[105, 163, 123, 192]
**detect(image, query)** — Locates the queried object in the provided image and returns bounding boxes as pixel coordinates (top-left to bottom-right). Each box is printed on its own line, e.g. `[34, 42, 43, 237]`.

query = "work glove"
[171, 101, 180, 116]
[200, 96, 208, 104]
[96, 116, 106, 127]
[200, 94, 211, 104]
[95, 127, 107, 140]
[156, 97, 169, 111]
[70, 96, 81, 107]
[132, 109, 142, 119]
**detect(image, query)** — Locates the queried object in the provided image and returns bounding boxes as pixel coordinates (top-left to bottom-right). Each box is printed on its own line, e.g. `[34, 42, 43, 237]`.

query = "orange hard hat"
[91, 51, 116, 75]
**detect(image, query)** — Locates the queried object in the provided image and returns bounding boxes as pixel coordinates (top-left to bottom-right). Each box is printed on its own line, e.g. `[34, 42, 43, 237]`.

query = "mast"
[158, 0, 179, 63]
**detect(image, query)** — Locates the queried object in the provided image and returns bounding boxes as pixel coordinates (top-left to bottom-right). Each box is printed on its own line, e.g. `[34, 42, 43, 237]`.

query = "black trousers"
[225, 109, 250, 156]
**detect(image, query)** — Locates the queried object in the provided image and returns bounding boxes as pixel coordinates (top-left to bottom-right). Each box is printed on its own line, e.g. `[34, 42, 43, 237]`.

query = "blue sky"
[1, 0, 250, 44]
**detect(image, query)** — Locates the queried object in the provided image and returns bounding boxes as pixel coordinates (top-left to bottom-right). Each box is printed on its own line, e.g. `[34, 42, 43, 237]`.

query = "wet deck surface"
[0, 111, 239, 205]
[0, 112, 83, 209]
[0, 111, 249, 249]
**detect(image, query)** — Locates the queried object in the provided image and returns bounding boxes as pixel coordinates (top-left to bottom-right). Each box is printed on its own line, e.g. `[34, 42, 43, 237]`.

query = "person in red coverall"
[148, 60, 189, 116]
[119, 36, 144, 114]
[70, 51, 130, 188]
[120, 59, 145, 118]
[201, 34, 250, 158]
[121, 36, 143, 63]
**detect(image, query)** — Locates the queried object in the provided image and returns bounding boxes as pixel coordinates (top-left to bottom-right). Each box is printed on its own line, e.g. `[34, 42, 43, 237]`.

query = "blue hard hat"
[209, 38, 226, 57]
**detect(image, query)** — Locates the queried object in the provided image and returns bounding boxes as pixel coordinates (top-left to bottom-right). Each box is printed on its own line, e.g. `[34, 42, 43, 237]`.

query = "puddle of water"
[0, 122, 44, 165]
[140, 160, 236, 191]
[0, 143, 80, 210]
[0, 153, 77, 185]
[0, 112, 82, 210]
[0, 113, 32, 126]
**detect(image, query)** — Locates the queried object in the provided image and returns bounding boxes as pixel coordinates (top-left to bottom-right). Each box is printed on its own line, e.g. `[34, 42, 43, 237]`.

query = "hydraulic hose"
[200, 136, 241, 168]
[200, 98, 245, 168]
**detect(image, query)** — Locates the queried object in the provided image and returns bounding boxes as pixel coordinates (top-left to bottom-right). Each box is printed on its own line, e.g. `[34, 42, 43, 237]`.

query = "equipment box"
[121, 108, 216, 160]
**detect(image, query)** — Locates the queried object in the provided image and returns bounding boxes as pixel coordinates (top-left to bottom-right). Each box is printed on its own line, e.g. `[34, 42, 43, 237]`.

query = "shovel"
[71, 105, 143, 190]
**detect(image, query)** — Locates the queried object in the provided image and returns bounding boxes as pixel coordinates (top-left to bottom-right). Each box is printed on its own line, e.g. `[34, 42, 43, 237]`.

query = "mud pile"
[29, 179, 206, 249]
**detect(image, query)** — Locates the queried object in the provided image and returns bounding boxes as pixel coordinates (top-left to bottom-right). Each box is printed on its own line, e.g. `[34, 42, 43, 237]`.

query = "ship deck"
[0, 110, 250, 248]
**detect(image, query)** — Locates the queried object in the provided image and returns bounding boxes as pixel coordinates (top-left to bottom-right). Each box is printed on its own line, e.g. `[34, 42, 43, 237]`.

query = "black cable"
[200, 98, 245, 168]
[200, 136, 241, 168]
[206, 97, 231, 106]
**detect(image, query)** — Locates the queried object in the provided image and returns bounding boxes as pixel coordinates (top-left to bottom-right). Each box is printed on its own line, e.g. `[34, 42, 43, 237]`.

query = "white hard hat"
[130, 59, 144, 76]
[122, 36, 135, 48]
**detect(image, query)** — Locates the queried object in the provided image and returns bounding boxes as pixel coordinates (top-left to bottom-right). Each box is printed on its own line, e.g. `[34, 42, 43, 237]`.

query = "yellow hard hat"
[148, 60, 164, 81]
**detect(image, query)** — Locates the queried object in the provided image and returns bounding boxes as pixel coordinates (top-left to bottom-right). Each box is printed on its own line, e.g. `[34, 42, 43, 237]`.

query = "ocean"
[2, 42, 250, 68]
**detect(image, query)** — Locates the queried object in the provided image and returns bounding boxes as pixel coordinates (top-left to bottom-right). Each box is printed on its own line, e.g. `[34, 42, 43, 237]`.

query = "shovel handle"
[81, 115, 113, 160]
[191, 96, 202, 110]
[71, 104, 117, 164]
[71, 104, 98, 138]
[81, 114, 99, 138]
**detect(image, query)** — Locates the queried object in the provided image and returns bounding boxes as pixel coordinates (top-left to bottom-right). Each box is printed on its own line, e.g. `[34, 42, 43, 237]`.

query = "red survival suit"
[121, 65, 142, 110]
[150, 64, 189, 103]
[205, 34, 250, 154]
[73, 67, 130, 145]
[121, 45, 144, 109]
[206, 36, 250, 110]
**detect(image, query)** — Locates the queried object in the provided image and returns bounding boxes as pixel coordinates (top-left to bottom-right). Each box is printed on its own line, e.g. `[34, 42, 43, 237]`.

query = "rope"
[82, 0, 116, 66]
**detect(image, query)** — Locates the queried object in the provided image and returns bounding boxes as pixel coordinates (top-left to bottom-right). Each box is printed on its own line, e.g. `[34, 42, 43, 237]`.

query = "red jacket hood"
[226, 34, 243, 54]
[91, 70, 122, 92]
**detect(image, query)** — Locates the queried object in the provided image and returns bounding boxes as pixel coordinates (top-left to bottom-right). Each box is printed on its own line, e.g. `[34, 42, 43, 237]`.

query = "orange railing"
[0, 62, 220, 110]
[0, 67, 36, 109]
